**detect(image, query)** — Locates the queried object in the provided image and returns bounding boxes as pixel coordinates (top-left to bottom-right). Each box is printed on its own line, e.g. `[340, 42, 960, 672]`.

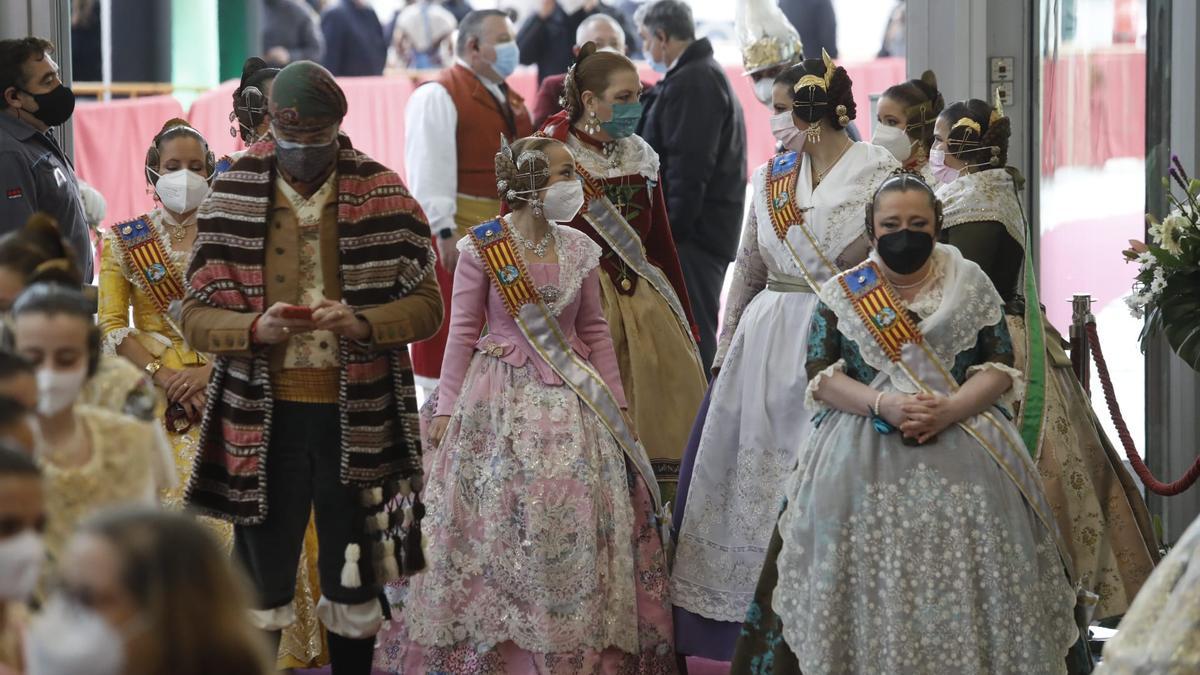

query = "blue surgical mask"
[647, 36, 670, 74]
[600, 102, 644, 139]
[491, 41, 520, 79]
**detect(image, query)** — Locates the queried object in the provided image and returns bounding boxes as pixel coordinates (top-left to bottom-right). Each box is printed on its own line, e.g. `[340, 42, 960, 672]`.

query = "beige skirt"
[599, 273, 707, 505]
[1009, 315, 1160, 619]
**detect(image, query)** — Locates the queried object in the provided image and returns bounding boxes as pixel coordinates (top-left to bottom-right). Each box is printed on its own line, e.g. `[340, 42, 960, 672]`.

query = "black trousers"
[233, 401, 379, 613]
[677, 241, 730, 374]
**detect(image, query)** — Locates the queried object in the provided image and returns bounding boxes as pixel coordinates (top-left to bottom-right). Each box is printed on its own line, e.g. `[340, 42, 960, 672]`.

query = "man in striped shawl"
[180, 60, 442, 674]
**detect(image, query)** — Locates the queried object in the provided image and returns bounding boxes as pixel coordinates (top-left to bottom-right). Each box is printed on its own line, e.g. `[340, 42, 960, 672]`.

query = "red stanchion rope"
[1085, 321, 1200, 495]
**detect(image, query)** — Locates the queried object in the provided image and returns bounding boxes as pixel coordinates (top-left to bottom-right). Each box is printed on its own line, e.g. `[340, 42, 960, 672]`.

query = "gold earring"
[804, 119, 823, 143]
[585, 110, 601, 135]
[835, 104, 850, 127]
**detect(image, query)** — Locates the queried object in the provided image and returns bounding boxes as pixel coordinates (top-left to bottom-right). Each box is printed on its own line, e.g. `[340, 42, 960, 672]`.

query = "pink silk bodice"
[435, 225, 627, 416]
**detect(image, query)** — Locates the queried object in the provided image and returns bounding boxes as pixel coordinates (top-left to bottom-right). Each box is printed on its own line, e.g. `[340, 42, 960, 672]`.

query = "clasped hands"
[253, 299, 371, 345]
[875, 391, 961, 445]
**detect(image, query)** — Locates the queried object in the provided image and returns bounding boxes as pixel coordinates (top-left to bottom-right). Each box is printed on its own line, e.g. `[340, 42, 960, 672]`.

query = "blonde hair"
[494, 136, 564, 210]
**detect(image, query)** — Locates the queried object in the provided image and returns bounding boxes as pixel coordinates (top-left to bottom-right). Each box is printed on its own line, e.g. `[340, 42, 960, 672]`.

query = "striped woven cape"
[184, 135, 434, 531]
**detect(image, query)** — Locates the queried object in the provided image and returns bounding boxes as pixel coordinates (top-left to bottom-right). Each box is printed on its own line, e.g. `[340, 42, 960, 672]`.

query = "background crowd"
[0, 1, 1193, 675]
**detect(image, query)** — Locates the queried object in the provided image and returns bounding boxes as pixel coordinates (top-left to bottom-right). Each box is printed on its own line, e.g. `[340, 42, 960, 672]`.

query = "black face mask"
[18, 84, 75, 127]
[876, 229, 934, 275]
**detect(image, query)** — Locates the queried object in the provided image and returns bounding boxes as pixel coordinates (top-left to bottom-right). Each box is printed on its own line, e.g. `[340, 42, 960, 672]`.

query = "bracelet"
[872, 391, 885, 417]
[144, 359, 163, 378]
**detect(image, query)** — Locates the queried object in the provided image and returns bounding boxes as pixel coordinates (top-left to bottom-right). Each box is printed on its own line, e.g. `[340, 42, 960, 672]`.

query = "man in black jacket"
[636, 0, 746, 373]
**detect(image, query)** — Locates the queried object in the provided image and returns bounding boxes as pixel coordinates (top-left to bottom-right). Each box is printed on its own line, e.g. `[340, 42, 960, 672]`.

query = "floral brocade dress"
[562, 130, 706, 503]
[937, 169, 1159, 620]
[375, 223, 675, 674]
[732, 247, 1078, 675]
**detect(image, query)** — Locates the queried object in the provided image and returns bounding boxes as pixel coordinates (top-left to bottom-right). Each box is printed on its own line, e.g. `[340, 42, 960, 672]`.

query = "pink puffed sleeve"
[575, 267, 628, 408]
[434, 248, 489, 416]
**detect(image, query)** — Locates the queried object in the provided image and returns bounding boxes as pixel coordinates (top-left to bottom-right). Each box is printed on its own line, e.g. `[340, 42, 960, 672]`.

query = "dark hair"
[232, 57, 279, 144]
[79, 508, 273, 675]
[0, 37, 54, 110]
[0, 351, 33, 380]
[0, 213, 83, 289]
[457, 9, 509, 55]
[864, 169, 944, 240]
[635, 0, 695, 42]
[881, 70, 944, 155]
[11, 283, 101, 377]
[0, 442, 38, 477]
[145, 118, 216, 187]
[563, 43, 639, 123]
[938, 98, 1010, 168]
[787, 57, 856, 130]
[0, 397, 30, 441]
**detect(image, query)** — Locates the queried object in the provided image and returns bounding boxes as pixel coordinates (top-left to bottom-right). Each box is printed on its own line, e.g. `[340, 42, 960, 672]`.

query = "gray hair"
[456, 9, 508, 56]
[634, 0, 694, 42]
[575, 14, 624, 48]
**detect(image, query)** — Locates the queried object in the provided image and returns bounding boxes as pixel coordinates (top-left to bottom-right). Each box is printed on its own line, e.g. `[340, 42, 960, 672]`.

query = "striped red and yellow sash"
[111, 215, 186, 316]
[467, 218, 540, 316]
[837, 262, 922, 360]
[765, 151, 804, 241]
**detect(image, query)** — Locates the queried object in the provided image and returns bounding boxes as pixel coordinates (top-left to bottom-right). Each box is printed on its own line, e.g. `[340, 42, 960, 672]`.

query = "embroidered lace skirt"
[732, 404, 1079, 675]
[376, 353, 676, 673]
[1007, 316, 1159, 619]
[670, 288, 821, 654]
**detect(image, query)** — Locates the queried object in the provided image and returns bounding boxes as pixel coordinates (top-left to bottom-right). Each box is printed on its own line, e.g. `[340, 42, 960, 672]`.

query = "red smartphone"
[280, 305, 314, 320]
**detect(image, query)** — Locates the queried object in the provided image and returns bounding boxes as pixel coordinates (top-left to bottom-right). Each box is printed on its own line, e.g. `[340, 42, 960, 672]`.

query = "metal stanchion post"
[1070, 294, 1094, 395]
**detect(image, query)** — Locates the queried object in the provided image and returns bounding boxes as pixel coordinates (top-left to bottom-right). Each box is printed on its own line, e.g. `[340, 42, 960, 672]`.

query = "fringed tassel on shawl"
[363, 479, 428, 584]
[341, 543, 362, 589]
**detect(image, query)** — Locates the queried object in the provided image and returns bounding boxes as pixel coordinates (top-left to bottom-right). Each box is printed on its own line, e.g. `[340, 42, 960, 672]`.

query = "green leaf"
[1156, 270, 1200, 371]
[1191, 178, 1200, 196]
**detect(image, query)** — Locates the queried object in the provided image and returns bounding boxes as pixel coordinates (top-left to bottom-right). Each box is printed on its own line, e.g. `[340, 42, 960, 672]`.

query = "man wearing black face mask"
[181, 60, 443, 675]
[0, 37, 93, 281]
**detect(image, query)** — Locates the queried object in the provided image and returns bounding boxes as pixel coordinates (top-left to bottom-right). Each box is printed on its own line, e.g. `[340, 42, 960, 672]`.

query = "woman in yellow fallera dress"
[97, 118, 328, 669]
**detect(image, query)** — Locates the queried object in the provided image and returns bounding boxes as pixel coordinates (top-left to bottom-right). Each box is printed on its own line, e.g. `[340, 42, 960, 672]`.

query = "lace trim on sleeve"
[805, 358, 846, 410]
[966, 361, 1026, 411]
[101, 327, 140, 357]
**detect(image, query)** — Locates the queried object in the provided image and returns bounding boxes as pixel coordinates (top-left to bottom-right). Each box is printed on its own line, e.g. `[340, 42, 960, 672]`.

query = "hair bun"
[917, 70, 938, 96]
[158, 117, 192, 134]
[241, 56, 269, 82]
[575, 41, 598, 66]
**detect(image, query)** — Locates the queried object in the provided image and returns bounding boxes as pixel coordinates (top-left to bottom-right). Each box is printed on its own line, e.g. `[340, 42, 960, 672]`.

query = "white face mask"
[753, 78, 775, 107]
[151, 168, 210, 215]
[541, 180, 586, 223]
[0, 530, 44, 601]
[25, 595, 126, 675]
[36, 366, 87, 417]
[871, 123, 914, 162]
[770, 110, 805, 153]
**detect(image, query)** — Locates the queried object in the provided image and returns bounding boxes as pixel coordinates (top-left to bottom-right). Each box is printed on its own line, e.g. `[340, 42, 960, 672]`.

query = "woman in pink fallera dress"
[375, 136, 675, 674]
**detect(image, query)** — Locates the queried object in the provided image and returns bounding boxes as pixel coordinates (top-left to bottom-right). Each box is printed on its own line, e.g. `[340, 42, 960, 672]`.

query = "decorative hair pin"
[836, 104, 850, 128]
[793, 48, 837, 93]
[953, 117, 982, 135]
[990, 87, 1005, 124]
